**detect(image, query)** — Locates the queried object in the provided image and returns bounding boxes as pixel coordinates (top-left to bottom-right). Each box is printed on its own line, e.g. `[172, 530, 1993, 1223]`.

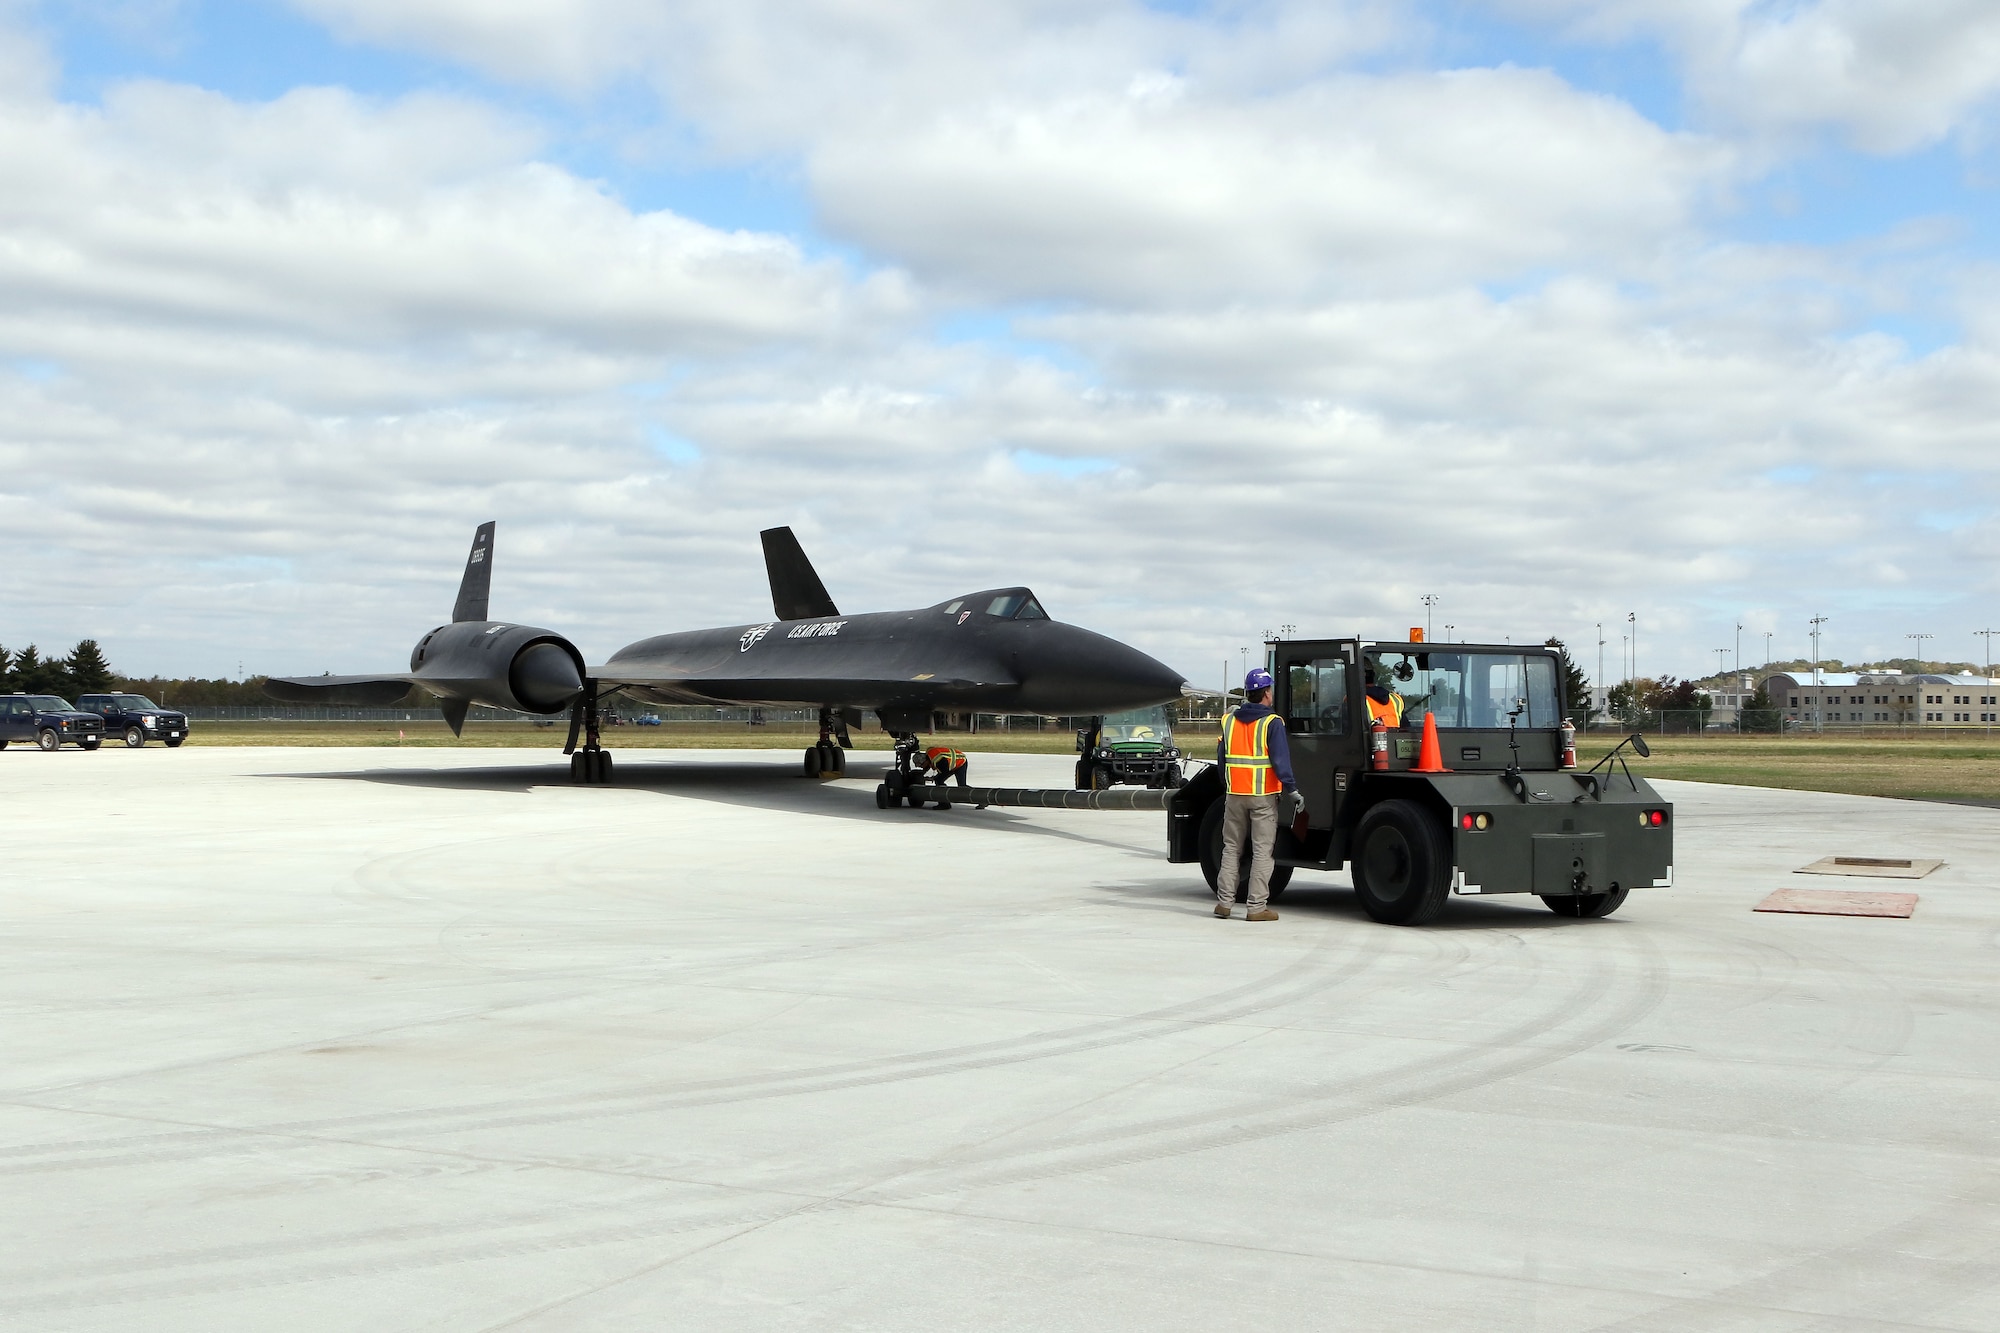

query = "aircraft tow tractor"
[887, 634, 1675, 928]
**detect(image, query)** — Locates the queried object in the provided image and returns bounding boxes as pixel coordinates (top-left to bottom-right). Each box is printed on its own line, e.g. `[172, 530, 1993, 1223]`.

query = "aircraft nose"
[1017, 625, 1185, 714]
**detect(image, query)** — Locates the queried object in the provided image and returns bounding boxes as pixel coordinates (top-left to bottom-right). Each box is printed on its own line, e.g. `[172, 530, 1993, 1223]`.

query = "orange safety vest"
[926, 746, 967, 767]
[1366, 692, 1404, 728]
[1220, 712, 1282, 796]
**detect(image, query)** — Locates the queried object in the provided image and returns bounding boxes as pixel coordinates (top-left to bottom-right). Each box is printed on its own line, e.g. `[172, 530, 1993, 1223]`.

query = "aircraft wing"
[265, 674, 421, 706]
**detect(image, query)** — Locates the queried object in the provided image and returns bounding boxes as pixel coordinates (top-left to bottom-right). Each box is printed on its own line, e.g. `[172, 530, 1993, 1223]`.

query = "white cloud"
[0, 80, 886, 376]
[1496, 0, 2000, 153]
[811, 68, 1726, 304]
[4, 4, 2000, 686]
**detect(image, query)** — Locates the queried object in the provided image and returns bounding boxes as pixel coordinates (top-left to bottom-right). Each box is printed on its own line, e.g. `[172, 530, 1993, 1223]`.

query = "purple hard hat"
[1244, 667, 1274, 692]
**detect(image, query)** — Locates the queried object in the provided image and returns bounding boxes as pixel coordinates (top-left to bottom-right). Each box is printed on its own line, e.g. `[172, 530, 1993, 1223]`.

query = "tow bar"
[883, 781, 1176, 811]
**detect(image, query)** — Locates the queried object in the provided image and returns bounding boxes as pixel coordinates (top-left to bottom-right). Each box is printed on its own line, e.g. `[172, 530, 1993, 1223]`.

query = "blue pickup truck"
[75, 693, 191, 748]
[0, 694, 106, 751]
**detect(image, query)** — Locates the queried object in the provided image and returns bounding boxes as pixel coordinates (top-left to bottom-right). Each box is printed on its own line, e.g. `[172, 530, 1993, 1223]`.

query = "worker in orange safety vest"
[921, 744, 969, 788]
[1364, 663, 1405, 728]
[1212, 667, 1298, 922]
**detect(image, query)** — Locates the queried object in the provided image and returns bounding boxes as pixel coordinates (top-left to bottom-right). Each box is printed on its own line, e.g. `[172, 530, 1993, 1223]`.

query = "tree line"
[0, 641, 275, 706]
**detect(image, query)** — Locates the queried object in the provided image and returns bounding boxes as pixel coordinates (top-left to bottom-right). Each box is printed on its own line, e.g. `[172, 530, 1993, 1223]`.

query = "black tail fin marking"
[452, 521, 496, 623]
[760, 526, 839, 621]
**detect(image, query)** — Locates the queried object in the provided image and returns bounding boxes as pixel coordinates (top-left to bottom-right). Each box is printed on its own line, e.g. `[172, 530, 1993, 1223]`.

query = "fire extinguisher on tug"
[1559, 717, 1577, 769]
[1370, 715, 1390, 771]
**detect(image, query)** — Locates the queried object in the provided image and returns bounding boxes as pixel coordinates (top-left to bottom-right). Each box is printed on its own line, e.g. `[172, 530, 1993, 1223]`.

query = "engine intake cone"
[511, 642, 584, 712]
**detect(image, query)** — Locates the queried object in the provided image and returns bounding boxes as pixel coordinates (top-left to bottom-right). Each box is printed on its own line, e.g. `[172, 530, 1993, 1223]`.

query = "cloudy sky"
[5, 0, 1999, 689]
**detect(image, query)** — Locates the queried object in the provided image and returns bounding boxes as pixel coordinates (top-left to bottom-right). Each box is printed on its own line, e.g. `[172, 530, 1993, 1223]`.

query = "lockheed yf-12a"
[266, 522, 1186, 783]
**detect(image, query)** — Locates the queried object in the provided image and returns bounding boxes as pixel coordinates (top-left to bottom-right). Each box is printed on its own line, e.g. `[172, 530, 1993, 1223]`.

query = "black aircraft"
[267, 522, 1186, 783]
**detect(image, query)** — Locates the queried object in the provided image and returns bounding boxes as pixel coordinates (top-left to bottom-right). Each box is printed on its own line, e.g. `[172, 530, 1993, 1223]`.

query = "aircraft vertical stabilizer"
[760, 527, 839, 620]
[452, 521, 496, 623]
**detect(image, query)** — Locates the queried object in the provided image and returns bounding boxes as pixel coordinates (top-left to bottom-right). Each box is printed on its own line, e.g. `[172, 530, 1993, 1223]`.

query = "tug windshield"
[1366, 651, 1562, 728]
[1101, 705, 1172, 745]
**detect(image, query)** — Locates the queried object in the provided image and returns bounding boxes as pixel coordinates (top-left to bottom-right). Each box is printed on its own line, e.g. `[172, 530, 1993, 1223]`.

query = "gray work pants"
[1216, 792, 1280, 911]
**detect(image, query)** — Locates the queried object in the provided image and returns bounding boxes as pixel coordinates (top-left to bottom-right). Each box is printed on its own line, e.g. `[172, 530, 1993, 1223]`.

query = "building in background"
[1699, 674, 1758, 726]
[1761, 671, 1999, 728]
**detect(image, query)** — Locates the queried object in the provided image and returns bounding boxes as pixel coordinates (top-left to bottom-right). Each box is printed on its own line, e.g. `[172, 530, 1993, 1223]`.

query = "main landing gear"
[565, 684, 613, 784]
[803, 707, 850, 778]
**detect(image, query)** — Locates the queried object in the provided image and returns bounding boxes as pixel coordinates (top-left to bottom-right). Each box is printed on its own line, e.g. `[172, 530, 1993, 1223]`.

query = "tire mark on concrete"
[0, 926, 1375, 1177]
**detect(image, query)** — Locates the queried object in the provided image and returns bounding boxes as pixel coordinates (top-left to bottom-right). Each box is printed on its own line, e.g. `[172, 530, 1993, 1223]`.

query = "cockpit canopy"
[938, 588, 1049, 621]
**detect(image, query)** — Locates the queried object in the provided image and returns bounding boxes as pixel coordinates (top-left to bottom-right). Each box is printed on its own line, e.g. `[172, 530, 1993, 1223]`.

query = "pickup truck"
[0, 694, 106, 751]
[75, 693, 191, 748]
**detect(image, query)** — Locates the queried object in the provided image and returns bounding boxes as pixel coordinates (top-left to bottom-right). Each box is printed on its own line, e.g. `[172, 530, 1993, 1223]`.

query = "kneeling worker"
[1214, 668, 1297, 922]
[921, 744, 969, 788]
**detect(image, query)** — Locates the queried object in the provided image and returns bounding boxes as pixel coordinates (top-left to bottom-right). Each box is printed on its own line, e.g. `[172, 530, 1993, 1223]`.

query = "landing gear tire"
[1197, 800, 1291, 904]
[571, 750, 613, 784]
[803, 747, 821, 778]
[124, 727, 145, 748]
[37, 729, 60, 752]
[1352, 799, 1450, 926]
[80, 737, 101, 751]
[1541, 886, 1630, 919]
[829, 746, 846, 775]
[596, 750, 613, 783]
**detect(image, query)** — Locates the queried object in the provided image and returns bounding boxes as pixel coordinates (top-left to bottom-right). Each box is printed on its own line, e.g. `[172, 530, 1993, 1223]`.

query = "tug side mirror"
[1630, 734, 1651, 758]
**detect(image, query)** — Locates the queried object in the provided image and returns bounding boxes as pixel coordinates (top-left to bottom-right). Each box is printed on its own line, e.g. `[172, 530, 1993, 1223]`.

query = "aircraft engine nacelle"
[410, 621, 586, 715]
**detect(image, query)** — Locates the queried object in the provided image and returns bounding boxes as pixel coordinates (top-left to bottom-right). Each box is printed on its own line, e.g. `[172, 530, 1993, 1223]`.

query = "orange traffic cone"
[1412, 710, 1451, 772]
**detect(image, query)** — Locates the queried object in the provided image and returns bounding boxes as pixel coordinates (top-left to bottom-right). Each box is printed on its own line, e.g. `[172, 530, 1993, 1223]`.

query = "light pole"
[1715, 648, 1729, 677]
[1627, 611, 1637, 684]
[1420, 594, 1439, 643]
[1443, 623, 1455, 642]
[1596, 622, 1605, 712]
[1764, 631, 1773, 668]
[1735, 622, 1743, 674]
[1977, 629, 1998, 680]
[1809, 615, 1828, 732]
[1907, 632, 1932, 669]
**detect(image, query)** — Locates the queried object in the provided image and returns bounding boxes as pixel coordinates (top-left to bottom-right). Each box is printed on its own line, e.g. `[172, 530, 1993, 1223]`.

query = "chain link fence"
[1585, 709, 1995, 736]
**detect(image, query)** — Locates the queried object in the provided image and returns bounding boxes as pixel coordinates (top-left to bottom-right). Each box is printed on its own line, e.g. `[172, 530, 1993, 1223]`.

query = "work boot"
[1213, 903, 1231, 918]
[1245, 908, 1279, 922]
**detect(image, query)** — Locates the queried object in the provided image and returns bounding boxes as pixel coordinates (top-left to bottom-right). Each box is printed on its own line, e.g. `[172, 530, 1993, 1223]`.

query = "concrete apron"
[1, 746, 1995, 1331]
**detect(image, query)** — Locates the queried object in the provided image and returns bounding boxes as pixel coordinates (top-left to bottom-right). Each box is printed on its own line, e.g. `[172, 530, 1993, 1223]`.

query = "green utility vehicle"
[1075, 705, 1184, 790]
[1167, 637, 1672, 925]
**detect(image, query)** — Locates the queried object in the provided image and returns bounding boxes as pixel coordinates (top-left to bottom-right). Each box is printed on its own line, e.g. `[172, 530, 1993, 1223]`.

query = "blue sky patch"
[645, 426, 703, 464]
[1013, 450, 1116, 478]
